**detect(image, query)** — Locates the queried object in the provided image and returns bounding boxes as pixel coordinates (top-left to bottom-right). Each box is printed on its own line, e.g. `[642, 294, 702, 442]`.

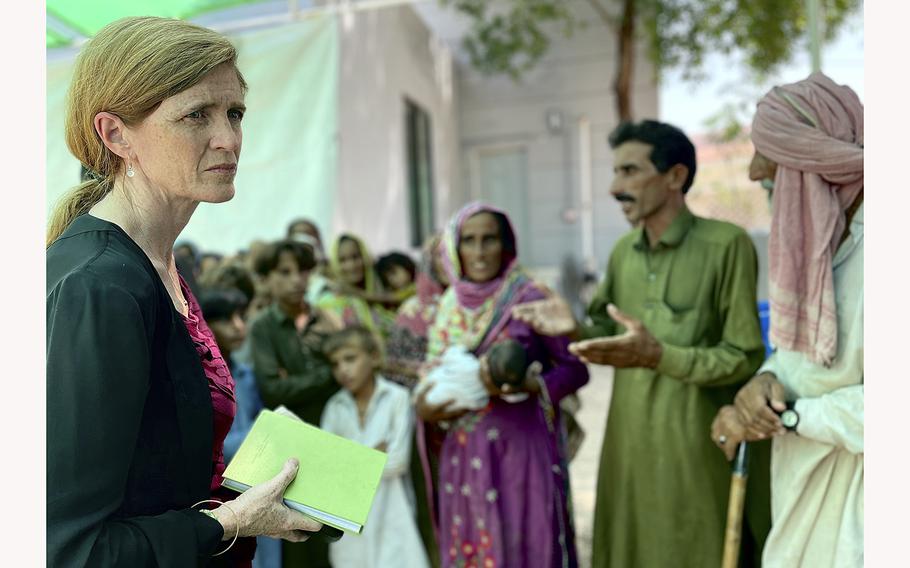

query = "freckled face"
[124, 62, 246, 203]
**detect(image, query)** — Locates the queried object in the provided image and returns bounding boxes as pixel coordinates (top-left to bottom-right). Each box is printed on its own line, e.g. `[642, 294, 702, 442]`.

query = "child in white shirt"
[320, 326, 430, 568]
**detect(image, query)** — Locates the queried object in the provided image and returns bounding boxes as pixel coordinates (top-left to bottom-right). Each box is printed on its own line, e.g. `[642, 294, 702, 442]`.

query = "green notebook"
[222, 409, 387, 534]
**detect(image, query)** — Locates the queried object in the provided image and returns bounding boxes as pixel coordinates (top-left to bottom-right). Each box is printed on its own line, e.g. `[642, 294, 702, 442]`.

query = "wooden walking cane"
[721, 442, 750, 568]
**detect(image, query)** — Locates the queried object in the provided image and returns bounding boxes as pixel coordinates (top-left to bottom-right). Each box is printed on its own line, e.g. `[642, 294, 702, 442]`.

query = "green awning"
[46, 0, 270, 46]
[46, 28, 68, 49]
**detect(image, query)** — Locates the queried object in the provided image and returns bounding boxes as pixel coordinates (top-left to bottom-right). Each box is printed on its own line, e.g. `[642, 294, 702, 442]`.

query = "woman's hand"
[511, 291, 579, 339]
[213, 458, 323, 542]
[414, 386, 468, 423]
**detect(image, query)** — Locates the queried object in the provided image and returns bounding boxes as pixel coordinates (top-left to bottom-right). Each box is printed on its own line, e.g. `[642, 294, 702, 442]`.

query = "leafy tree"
[441, 0, 862, 121]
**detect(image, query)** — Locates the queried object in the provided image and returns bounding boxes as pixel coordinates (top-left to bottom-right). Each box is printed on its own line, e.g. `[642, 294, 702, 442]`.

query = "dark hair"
[175, 241, 199, 263]
[287, 218, 321, 240]
[198, 262, 256, 303]
[323, 326, 380, 358]
[199, 252, 223, 265]
[252, 239, 316, 277]
[608, 120, 697, 194]
[492, 213, 517, 258]
[487, 339, 529, 387]
[338, 234, 359, 249]
[198, 287, 249, 322]
[374, 252, 417, 288]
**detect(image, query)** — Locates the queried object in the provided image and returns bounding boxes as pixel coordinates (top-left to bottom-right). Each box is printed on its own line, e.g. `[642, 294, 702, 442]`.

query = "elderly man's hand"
[567, 304, 662, 368]
[734, 372, 787, 439]
[711, 405, 748, 461]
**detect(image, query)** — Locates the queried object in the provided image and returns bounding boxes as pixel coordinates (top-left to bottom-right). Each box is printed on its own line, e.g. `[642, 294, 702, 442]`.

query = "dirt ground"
[568, 365, 614, 568]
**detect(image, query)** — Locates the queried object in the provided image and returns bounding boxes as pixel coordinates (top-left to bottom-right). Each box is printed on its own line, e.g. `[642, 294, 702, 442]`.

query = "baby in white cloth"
[416, 340, 531, 411]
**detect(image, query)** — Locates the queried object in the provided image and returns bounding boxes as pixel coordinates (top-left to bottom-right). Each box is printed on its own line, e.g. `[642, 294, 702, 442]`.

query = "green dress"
[586, 207, 772, 568]
[317, 233, 399, 341]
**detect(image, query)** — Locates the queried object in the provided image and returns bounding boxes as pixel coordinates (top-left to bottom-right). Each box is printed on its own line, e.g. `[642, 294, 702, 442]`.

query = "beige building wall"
[455, 1, 659, 273]
[334, 4, 462, 255]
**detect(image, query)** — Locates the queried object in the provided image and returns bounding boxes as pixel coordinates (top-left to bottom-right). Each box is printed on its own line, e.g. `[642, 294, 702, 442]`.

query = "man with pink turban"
[711, 72, 863, 567]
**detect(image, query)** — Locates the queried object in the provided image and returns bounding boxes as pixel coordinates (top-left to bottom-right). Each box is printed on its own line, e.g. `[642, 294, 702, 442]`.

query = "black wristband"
[775, 400, 799, 432]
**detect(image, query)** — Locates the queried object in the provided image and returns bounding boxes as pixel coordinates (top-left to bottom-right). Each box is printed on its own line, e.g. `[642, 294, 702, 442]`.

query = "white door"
[473, 146, 532, 264]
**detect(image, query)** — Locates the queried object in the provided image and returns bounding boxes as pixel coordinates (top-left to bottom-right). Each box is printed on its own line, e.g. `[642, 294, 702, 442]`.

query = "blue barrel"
[757, 300, 772, 358]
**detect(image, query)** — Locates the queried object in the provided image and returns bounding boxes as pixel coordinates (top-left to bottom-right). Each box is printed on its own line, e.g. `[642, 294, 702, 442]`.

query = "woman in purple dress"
[416, 202, 589, 568]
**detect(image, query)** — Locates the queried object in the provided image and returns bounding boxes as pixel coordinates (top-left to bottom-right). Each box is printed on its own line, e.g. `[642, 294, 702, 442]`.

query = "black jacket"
[46, 215, 225, 567]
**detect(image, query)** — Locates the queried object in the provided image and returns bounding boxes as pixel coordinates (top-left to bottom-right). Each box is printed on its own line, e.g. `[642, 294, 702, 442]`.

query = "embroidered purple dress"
[423, 203, 589, 568]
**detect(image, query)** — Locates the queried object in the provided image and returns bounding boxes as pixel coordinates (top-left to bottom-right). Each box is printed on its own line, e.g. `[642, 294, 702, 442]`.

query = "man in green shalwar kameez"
[515, 120, 771, 567]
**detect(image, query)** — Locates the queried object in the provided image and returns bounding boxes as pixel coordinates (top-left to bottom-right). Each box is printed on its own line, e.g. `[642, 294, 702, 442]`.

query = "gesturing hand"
[567, 304, 662, 368]
[215, 458, 323, 542]
[511, 288, 579, 338]
[733, 372, 786, 439]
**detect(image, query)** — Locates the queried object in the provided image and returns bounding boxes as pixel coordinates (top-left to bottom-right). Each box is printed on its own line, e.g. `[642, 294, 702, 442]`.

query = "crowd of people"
[165, 200, 592, 568]
[46, 16, 863, 568]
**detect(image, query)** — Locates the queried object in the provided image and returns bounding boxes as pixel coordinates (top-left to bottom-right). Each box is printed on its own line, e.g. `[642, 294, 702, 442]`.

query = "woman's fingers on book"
[278, 529, 312, 542]
[284, 510, 323, 533]
[266, 458, 302, 494]
[270, 506, 322, 536]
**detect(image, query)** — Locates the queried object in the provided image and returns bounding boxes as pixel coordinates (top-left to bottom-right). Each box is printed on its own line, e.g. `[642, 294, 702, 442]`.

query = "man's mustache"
[614, 193, 635, 203]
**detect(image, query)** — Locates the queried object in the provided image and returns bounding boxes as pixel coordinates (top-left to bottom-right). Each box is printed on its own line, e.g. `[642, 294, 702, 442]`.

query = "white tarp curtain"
[46, 15, 339, 254]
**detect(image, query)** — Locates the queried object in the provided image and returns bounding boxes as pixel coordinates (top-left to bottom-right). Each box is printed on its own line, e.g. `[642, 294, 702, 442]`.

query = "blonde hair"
[47, 17, 247, 246]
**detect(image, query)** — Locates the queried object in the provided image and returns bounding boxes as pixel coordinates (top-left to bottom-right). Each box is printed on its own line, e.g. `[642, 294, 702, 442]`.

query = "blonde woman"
[46, 17, 321, 566]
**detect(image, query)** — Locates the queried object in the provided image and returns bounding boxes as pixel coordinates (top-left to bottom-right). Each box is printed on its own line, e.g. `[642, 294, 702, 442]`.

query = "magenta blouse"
[179, 277, 237, 493]
[180, 278, 258, 565]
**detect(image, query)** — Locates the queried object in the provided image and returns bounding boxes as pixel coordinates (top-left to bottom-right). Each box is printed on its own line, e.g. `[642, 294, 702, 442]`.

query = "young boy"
[320, 327, 430, 568]
[247, 239, 341, 568]
[248, 239, 340, 427]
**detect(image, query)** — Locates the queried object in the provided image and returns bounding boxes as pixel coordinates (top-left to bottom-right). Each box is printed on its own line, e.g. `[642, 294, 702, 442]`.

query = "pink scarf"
[751, 72, 863, 366]
[441, 202, 519, 310]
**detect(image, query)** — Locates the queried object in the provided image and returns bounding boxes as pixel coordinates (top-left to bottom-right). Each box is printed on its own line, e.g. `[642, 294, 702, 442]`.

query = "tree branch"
[614, 0, 636, 120]
[586, 0, 618, 31]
